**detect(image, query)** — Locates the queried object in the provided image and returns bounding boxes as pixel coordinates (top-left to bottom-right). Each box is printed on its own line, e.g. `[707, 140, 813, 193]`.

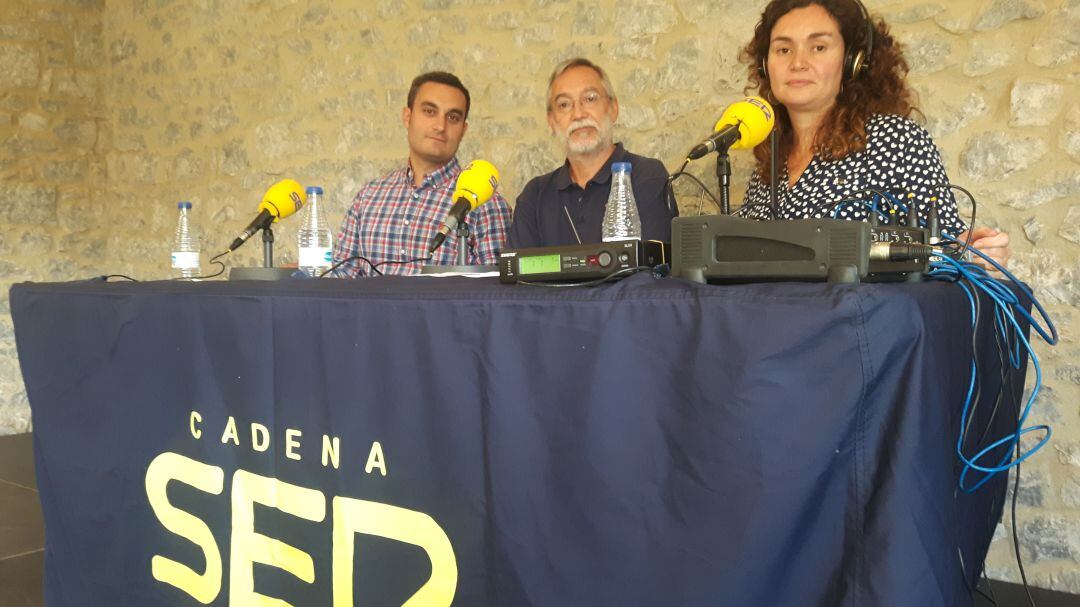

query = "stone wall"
[1, 0, 1077, 593]
[1, 0, 107, 433]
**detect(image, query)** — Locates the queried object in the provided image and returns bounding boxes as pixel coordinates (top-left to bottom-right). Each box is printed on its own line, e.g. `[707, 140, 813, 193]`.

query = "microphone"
[687, 97, 775, 160]
[228, 179, 307, 252]
[428, 160, 500, 254]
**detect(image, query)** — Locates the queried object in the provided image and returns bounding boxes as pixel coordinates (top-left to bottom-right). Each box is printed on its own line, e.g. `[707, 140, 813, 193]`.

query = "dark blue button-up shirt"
[507, 143, 676, 248]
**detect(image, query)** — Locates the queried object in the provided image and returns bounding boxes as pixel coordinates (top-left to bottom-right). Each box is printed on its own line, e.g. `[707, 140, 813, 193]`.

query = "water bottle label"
[299, 247, 332, 267]
[171, 251, 200, 269]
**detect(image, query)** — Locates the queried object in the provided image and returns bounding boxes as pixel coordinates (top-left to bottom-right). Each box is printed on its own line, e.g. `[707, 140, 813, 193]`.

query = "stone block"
[17, 230, 53, 257]
[1061, 206, 1080, 245]
[42, 159, 89, 182]
[1018, 516, 1080, 562]
[1064, 475, 1080, 508]
[208, 102, 239, 133]
[407, 17, 441, 46]
[109, 38, 137, 65]
[173, 149, 205, 181]
[924, 92, 988, 138]
[999, 171, 1080, 210]
[218, 139, 249, 176]
[1005, 468, 1049, 507]
[617, 105, 657, 131]
[0, 183, 58, 224]
[485, 11, 522, 30]
[75, 24, 104, 67]
[53, 118, 98, 147]
[0, 45, 39, 88]
[974, 0, 1048, 31]
[963, 34, 1014, 76]
[573, 4, 604, 36]
[960, 131, 1047, 181]
[513, 23, 556, 47]
[901, 31, 954, 74]
[421, 51, 456, 74]
[674, 0, 759, 22]
[887, 3, 946, 23]
[613, 0, 677, 39]
[0, 25, 39, 42]
[0, 93, 31, 112]
[1023, 217, 1044, 244]
[1010, 80, 1065, 126]
[4, 134, 58, 156]
[17, 111, 48, 132]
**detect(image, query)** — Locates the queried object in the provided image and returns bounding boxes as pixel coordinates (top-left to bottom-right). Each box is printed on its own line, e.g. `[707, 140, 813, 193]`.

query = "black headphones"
[758, 0, 874, 83]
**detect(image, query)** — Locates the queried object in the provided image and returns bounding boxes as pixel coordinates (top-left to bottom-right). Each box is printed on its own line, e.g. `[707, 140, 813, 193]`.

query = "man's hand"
[955, 227, 1011, 270]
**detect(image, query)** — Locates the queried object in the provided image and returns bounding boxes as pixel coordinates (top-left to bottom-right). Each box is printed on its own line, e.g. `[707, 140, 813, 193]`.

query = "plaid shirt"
[333, 157, 512, 277]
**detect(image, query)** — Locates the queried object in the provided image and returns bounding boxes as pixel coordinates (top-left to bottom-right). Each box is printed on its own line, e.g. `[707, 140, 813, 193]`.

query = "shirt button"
[412, 193, 420, 200]
[403, 220, 410, 225]
[400, 249, 406, 254]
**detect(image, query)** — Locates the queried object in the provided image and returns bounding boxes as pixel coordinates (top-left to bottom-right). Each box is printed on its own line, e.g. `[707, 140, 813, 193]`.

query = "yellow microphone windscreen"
[258, 179, 307, 221]
[453, 160, 500, 210]
[715, 97, 775, 151]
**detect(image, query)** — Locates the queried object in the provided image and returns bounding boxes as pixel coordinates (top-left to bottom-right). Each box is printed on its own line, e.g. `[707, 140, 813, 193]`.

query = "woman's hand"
[955, 227, 1011, 270]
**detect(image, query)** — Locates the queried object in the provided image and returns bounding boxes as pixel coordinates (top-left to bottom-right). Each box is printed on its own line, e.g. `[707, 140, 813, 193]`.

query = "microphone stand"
[455, 221, 470, 266]
[420, 219, 496, 275]
[716, 150, 732, 215]
[769, 129, 779, 219]
[262, 227, 275, 268]
[229, 225, 296, 280]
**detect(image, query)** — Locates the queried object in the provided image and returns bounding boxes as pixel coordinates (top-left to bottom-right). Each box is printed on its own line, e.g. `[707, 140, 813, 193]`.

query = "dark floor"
[0, 433, 44, 607]
[0, 432, 1078, 606]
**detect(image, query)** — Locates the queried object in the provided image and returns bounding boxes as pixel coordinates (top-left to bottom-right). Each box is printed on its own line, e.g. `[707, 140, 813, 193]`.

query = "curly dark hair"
[741, 0, 920, 178]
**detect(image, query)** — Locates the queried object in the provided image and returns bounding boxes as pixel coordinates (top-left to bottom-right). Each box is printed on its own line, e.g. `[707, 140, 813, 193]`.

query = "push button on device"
[598, 252, 613, 267]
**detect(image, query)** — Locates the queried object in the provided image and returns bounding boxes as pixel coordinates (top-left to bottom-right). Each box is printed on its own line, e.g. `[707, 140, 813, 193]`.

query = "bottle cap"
[306, 186, 323, 195]
[611, 162, 632, 173]
[177, 201, 192, 209]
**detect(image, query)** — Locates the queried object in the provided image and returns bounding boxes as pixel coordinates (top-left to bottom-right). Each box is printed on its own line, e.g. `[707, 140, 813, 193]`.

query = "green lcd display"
[519, 254, 561, 275]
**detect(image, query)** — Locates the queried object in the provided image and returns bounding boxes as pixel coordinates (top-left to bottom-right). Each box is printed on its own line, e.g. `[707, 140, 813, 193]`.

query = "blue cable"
[927, 248, 1057, 492]
[940, 233, 1058, 345]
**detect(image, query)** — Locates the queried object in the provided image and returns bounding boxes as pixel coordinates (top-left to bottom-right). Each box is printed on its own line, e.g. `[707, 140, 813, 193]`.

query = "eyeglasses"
[550, 90, 608, 115]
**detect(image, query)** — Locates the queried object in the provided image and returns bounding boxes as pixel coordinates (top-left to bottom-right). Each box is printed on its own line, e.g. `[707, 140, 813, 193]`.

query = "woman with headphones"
[740, 0, 1011, 268]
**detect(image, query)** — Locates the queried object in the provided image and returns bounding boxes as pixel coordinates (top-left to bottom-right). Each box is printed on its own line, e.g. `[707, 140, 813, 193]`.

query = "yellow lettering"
[230, 470, 326, 606]
[332, 497, 457, 607]
[285, 429, 302, 461]
[364, 441, 386, 476]
[145, 452, 224, 604]
[221, 416, 240, 446]
[322, 435, 340, 469]
[190, 411, 202, 440]
[250, 423, 270, 453]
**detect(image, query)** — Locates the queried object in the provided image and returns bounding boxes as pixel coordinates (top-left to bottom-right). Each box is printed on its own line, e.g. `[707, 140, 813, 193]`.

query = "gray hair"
[546, 57, 617, 112]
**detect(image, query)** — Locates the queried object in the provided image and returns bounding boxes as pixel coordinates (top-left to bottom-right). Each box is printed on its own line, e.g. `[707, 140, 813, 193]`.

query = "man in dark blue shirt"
[507, 58, 676, 249]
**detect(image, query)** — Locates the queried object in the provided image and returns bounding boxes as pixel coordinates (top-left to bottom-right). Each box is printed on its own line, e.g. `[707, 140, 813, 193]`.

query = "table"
[10, 275, 1024, 606]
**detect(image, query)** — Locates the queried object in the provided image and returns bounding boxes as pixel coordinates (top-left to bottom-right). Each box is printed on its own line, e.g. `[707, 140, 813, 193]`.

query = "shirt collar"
[403, 156, 461, 190]
[555, 143, 627, 191]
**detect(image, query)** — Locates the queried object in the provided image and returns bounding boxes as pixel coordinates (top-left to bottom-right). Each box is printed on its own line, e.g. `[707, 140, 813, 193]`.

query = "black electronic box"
[499, 240, 668, 284]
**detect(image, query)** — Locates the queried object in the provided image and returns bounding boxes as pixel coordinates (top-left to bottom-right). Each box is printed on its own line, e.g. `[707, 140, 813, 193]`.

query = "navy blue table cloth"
[10, 275, 1022, 606]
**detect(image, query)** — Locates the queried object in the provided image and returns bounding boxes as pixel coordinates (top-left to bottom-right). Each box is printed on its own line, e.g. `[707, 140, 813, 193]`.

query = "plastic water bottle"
[171, 201, 201, 279]
[601, 162, 642, 242]
[297, 186, 333, 277]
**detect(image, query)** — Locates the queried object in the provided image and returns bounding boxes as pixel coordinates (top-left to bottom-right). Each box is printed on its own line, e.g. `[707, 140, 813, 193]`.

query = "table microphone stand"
[229, 226, 296, 280]
[421, 221, 496, 274]
[716, 150, 732, 215]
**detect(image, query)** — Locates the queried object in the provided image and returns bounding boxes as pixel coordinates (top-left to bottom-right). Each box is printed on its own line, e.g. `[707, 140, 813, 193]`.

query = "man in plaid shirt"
[333, 72, 512, 277]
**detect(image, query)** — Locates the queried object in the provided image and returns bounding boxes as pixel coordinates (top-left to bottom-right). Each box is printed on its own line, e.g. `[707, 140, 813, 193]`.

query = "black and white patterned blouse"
[740, 113, 967, 235]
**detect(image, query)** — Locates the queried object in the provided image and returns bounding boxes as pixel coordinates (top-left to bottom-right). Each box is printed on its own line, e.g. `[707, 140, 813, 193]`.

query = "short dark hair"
[407, 71, 471, 119]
